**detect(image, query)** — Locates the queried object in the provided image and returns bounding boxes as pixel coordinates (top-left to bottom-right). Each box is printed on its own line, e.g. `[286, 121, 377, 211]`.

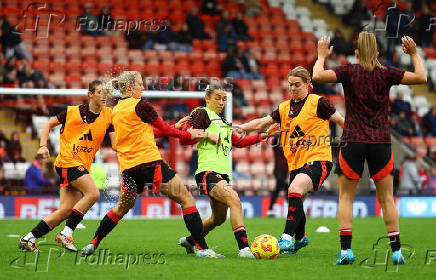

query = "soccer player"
[236, 66, 344, 255]
[313, 33, 427, 265]
[19, 80, 114, 252]
[178, 85, 279, 258]
[80, 71, 223, 258]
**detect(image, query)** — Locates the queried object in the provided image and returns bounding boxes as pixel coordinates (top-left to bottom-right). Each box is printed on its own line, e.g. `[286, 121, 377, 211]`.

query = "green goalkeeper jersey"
[191, 107, 232, 179]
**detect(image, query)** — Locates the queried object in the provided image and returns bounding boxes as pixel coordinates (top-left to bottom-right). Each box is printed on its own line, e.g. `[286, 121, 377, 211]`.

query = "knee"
[377, 195, 394, 207]
[87, 190, 100, 203]
[227, 195, 241, 209]
[288, 185, 303, 196]
[179, 187, 195, 205]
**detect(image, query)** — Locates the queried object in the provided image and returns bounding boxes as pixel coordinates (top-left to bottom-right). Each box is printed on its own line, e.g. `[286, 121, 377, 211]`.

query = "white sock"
[60, 226, 73, 237]
[24, 232, 35, 241]
[281, 233, 292, 241]
[341, 249, 347, 254]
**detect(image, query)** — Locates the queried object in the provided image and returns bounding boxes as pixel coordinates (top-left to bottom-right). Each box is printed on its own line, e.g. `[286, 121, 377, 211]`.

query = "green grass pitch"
[1, 217, 435, 280]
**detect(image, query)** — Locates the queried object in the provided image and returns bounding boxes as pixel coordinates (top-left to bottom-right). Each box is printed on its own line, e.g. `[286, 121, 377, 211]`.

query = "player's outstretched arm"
[153, 116, 190, 138]
[151, 116, 197, 140]
[400, 36, 427, 84]
[313, 36, 338, 83]
[233, 123, 280, 148]
[38, 116, 61, 159]
[329, 111, 344, 129]
[238, 115, 276, 133]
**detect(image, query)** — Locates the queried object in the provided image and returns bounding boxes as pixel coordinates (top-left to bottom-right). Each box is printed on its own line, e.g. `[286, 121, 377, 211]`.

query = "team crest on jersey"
[77, 166, 85, 172]
[216, 174, 222, 180]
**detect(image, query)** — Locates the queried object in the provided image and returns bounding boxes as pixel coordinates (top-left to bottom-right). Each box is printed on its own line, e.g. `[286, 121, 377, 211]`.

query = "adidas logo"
[79, 129, 93, 141]
[289, 125, 305, 138]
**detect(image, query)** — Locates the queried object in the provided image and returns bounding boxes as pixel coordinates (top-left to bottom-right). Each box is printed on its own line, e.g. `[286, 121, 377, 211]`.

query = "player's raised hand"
[401, 36, 417, 55]
[187, 128, 207, 140]
[175, 116, 190, 130]
[37, 146, 50, 159]
[317, 36, 333, 59]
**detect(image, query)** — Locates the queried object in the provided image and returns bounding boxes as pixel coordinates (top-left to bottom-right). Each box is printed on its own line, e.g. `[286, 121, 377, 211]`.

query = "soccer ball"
[250, 234, 280, 259]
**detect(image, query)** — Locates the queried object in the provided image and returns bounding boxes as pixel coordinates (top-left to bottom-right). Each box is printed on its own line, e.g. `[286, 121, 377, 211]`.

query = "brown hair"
[287, 66, 313, 88]
[88, 80, 103, 94]
[356, 31, 382, 71]
[205, 84, 222, 97]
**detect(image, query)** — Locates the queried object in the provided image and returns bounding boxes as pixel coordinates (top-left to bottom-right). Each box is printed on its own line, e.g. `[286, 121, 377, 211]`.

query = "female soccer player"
[313, 33, 426, 265]
[178, 84, 279, 258]
[80, 71, 223, 258]
[19, 80, 114, 252]
[236, 66, 344, 255]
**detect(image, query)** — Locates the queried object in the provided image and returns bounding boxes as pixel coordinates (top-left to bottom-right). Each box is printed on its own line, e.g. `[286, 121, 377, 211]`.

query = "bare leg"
[209, 181, 243, 230]
[337, 175, 359, 230]
[44, 187, 82, 228]
[374, 175, 399, 232]
[161, 174, 209, 250]
[202, 199, 228, 235]
[69, 174, 100, 214]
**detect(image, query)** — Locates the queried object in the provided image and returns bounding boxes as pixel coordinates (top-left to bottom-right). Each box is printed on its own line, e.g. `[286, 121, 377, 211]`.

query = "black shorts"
[290, 161, 332, 191]
[195, 171, 230, 195]
[55, 166, 89, 187]
[122, 161, 176, 195]
[335, 142, 393, 179]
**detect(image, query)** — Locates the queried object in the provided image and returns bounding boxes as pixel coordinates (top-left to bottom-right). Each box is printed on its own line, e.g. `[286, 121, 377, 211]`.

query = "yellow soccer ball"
[251, 234, 280, 259]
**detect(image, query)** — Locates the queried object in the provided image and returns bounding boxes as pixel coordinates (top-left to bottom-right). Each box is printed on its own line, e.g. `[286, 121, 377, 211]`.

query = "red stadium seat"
[290, 52, 307, 67]
[277, 52, 291, 64]
[64, 60, 81, 73]
[289, 40, 303, 52]
[424, 137, 436, 148]
[410, 137, 425, 147]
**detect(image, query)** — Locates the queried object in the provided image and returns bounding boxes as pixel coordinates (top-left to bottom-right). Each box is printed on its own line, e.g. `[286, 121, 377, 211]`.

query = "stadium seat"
[236, 160, 250, 174]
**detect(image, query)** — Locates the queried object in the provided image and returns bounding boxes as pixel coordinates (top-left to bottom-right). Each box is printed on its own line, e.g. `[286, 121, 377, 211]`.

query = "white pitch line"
[7, 235, 20, 237]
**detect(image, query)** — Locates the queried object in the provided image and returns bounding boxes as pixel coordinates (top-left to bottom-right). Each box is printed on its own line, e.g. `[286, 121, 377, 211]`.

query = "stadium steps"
[410, 85, 436, 105]
[295, 0, 353, 38]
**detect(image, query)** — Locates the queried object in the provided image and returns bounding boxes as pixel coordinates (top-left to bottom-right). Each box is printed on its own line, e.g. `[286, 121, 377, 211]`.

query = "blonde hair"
[101, 78, 116, 97]
[287, 66, 313, 88]
[356, 31, 382, 71]
[115, 71, 141, 97]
